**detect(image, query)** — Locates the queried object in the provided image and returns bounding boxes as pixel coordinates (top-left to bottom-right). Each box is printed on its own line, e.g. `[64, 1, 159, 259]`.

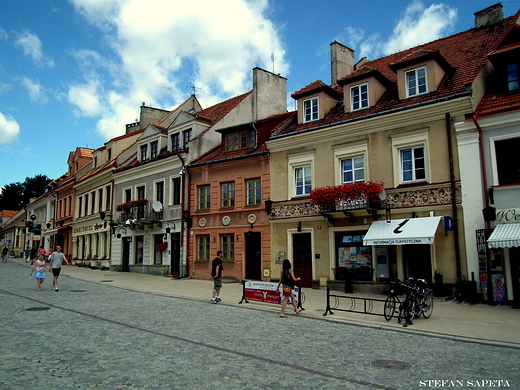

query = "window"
[105, 186, 111, 210]
[220, 234, 234, 260]
[171, 133, 180, 151]
[342, 156, 365, 183]
[507, 63, 519, 91]
[495, 137, 520, 185]
[351, 84, 369, 110]
[78, 197, 83, 217]
[98, 188, 103, 212]
[197, 236, 211, 261]
[155, 181, 164, 204]
[125, 189, 132, 202]
[221, 182, 235, 208]
[406, 67, 427, 97]
[91, 192, 96, 214]
[183, 129, 192, 148]
[295, 166, 312, 196]
[107, 148, 112, 161]
[172, 177, 181, 205]
[225, 129, 256, 151]
[140, 145, 148, 161]
[198, 185, 211, 210]
[246, 179, 261, 205]
[84, 194, 89, 216]
[401, 147, 425, 182]
[137, 186, 145, 199]
[151, 141, 159, 158]
[303, 97, 318, 122]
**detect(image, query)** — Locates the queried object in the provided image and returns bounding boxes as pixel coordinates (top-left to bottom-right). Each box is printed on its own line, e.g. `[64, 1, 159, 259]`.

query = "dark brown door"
[245, 232, 261, 280]
[292, 233, 312, 287]
[403, 244, 432, 283]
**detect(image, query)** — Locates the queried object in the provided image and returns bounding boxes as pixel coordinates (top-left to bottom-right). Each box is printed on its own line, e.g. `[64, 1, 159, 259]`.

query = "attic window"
[151, 141, 158, 158]
[406, 67, 427, 97]
[507, 63, 519, 91]
[303, 97, 319, 123]
[141, 144, 148, 161]
[351, 83, 369, 111]
[225, 129, 255, 151]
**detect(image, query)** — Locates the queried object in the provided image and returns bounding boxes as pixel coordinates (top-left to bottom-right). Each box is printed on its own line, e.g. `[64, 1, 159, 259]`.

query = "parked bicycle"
[383, 278, 434, 326]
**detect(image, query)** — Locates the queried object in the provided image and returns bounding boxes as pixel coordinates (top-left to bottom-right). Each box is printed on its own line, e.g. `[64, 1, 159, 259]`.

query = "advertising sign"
[243, 281, 299, 305]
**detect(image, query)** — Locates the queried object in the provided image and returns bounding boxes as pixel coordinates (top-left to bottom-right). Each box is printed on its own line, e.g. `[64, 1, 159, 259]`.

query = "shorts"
[213, 277, 222, 290]
[52, 268, 62, 277]
[34, 271, 45, 279]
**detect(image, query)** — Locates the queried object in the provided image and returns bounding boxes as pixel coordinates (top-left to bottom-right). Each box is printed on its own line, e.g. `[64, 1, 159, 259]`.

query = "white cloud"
[69, 0, 288, 139]
[21, 77, 48, 102]
[68, 80, 103, 117]
[14, 30, 55, 68]
[0, 112, 20, 144]
[336, 1, 457, 60]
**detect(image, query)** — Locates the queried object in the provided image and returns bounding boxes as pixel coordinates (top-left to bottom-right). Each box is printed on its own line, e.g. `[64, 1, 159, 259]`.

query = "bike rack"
[323, 287, 387, 317]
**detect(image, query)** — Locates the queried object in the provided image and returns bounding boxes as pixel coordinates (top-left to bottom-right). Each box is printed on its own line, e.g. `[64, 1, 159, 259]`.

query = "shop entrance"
[170, 233, 180, 276]
[402, 244, 432, 282]
[292, 233, 312, 287]
[122, 237, 131, 272]
[245, 232, 261, 280]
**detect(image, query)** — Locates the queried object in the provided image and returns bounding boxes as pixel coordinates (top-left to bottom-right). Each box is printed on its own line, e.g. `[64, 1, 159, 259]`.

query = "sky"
[1, 0, 519, 188]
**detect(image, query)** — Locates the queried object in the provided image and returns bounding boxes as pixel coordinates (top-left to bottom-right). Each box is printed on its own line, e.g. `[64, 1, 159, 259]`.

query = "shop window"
[335, 232, 373, 281]
[135, 236, 144, 264]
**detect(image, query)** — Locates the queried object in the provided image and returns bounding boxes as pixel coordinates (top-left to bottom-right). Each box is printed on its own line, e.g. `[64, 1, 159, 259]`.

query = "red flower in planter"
[157, 242, 168, 252]
[310, 181, 384, 209]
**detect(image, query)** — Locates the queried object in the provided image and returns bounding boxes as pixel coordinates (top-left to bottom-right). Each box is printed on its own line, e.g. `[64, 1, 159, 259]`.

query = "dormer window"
[406, 67, 427, 97]
[151, 141, 158, 158]
[183, 129, 192, 148]
[507, 63, 519, 91]
[140, 144, 148, 161]
[171, 133, 180, 151]
[303, 97, 319, 123]
[351, 83, 369, 111]
[225, 129, 255, 151]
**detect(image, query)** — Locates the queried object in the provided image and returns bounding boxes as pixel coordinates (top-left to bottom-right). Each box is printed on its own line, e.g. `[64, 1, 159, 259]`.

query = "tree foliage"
[0, 174, 52, 211]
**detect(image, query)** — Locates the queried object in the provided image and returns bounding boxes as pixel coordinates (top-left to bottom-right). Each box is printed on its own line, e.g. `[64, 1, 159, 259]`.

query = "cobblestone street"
[1, 261, 518, 389]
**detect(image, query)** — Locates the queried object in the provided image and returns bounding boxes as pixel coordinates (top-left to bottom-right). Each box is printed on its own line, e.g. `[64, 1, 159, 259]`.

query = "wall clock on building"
[198, 217, 207, 228]
[247, 213, 257, 224]
[222, 215, 230, 226]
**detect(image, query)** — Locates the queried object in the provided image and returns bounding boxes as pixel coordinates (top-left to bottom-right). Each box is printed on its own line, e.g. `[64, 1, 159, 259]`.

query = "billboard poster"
[492, 273, 507, 303]
[243, 281, 299, 305]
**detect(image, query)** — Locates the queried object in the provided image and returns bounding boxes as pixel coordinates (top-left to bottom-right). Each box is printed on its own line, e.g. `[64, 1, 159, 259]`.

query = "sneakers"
[55, 287, 59, 292]
[51, 286, 55, 291]
[210, 299, 217, 304]
[215, 297, 221, 302]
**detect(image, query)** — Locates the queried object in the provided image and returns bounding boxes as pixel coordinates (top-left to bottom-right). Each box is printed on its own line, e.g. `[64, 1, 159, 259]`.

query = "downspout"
[445, 113, 462, 281]
[471, 114, 491, 229]
[177, 152, 187, 278]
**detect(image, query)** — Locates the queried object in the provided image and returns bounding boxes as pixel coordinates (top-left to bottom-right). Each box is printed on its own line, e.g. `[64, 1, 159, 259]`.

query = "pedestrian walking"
[24, 247, 30, 262]
[39, 246, 46, 257]
[276, 259, 302, 318]
[29, 247, 37, 265]
[30, 254, 50, 291]
[210, 250, 223, 304]
[1, 246, 7, 262]
[49, 246, 70, 292]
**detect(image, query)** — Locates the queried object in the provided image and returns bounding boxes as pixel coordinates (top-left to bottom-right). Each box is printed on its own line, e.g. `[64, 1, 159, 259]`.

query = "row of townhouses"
[2, 4, 519, 306]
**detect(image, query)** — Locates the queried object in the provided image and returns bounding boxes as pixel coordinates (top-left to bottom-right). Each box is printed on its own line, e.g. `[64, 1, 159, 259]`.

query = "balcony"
[116, 200, 163, 228]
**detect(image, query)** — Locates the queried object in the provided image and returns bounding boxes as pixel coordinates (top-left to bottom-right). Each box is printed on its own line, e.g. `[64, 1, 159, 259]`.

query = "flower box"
[310, 181, 384, 211]
[116, 198, 148, 212]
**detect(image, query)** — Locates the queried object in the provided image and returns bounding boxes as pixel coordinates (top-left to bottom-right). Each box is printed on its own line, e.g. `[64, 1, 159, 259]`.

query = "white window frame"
[288, 151, 314, 198]
[333, 141, 368, 185]
[405, 66, 428, 97]
[350, 83, 369, 111]
[390, 128, 429, 186]
[400, 146, 426, 183]
[489, 132, 520, 186]
[303, 97, 319, 123]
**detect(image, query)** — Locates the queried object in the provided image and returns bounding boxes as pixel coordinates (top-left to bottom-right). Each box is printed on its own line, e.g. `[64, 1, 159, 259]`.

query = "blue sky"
[0, 0, 518, 188]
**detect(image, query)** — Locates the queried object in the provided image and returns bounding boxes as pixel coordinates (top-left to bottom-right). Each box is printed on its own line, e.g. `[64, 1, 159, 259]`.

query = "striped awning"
[487, 223, 520, 249]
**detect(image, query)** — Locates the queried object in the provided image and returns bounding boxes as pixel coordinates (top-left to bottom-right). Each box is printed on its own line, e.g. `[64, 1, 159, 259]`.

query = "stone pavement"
[8, 257, 520, 348]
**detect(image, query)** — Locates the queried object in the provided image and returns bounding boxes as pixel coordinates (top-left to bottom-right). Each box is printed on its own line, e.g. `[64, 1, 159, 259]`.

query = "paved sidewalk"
[9, 257, 520, 348]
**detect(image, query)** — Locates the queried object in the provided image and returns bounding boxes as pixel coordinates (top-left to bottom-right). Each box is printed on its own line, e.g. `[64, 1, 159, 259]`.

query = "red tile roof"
[276, 11, 520, 138]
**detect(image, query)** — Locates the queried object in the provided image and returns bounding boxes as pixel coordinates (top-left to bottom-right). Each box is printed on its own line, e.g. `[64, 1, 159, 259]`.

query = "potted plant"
[310, 181, 384, 211]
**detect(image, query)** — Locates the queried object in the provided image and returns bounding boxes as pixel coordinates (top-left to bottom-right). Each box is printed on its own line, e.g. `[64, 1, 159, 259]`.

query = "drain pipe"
[471, 114, 491, 229]
[445, 113, 462, 281]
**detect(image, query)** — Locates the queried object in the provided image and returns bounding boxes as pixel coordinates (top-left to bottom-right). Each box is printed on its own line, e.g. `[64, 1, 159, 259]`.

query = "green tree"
[0, 174, 52, 211]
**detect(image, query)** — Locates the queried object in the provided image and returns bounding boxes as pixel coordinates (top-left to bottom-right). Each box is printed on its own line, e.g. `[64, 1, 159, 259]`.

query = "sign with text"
[496, 208, 520, 223]
[243, 281, 299, 305]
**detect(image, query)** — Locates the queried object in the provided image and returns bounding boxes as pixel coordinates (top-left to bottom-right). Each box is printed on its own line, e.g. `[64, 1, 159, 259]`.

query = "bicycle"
[413, 278, 434, 319]
[383, 286, 401, 321]
[397, 280, 417, 326]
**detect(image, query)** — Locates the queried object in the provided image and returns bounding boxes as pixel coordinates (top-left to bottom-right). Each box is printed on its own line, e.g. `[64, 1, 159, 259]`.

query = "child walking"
[30, 254, 49, 291]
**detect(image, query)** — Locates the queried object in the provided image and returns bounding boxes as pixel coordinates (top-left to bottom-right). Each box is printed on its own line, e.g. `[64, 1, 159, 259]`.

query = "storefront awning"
[363, 217, 441, 246]
[487, 223, 520, 249]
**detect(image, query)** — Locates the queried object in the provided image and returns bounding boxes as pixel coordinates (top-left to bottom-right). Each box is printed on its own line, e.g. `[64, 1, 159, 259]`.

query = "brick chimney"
[474, 3, 503, 28]
[331, 41, 355, 87]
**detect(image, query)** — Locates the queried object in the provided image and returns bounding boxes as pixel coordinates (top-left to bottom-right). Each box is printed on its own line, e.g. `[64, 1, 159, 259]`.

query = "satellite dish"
[152, 201, 163, 212]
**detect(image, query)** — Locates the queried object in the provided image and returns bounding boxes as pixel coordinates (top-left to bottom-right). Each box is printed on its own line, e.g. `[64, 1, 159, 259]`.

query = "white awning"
[363, 217, 441, 246]
[487, 223, 520, 249]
